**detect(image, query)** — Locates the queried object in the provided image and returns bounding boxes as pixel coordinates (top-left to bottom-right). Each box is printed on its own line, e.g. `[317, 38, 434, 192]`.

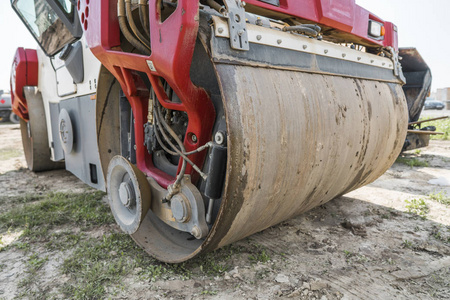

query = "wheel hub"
[171, 194, 190, 223]
[107, 155, 151, 234]
[119, 181, 135, 208]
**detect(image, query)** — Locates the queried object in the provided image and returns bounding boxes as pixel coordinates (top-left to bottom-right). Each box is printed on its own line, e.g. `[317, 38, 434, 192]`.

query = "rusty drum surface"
[130, 63, 407, 262]
[210, 66, 408, 250]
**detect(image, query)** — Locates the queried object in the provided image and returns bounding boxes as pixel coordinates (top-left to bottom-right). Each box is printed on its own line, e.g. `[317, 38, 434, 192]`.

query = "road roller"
[10, 0, 429, 262]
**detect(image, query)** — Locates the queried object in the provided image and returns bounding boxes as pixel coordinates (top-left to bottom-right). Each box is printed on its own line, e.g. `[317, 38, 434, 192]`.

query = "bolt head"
[191, 134, 198, 143]
[218, 27, 224, 34]
[191, 226, 202, 239]
[215, 131, 225, 145]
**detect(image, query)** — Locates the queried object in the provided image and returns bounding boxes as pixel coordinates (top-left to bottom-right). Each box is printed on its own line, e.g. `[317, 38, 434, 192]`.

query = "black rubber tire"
[0, 112, 9, 122]
[20, 87, 64, 172]
[9, 112, 20, 124]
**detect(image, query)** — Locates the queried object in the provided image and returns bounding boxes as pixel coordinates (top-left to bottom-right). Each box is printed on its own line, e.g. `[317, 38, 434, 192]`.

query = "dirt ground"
[0, 119, 449, 299]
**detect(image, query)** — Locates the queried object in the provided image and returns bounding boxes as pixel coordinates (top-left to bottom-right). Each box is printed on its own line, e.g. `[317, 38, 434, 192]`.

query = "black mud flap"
[399, 48, 432, 123]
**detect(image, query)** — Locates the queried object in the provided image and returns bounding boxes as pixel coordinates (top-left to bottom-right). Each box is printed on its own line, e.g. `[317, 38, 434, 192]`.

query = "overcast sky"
[0, 0, 449, 92]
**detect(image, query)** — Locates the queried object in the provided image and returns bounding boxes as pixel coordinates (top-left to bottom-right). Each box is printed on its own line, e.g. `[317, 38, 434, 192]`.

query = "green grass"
[428, 191, 450, 206]
[249, 245, 271, 264]
[61, 233, 143, 299]
[0, 191, 112, 243]
[431, 226, 450, 244]
[405, 198, 429, 218]
[343, 250, 353, 259]
[401, 239, 415, 249]
[420, 117, 450, 140]
[0, 193, 42, 206]
[0, 190, 274, 298]
[0, 147, 21, 160]
[17, 253, 49, 294]
[396, 157, 429, 167]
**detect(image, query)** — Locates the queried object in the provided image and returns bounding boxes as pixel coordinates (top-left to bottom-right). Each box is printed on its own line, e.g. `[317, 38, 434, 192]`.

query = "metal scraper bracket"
[223, 0, 249, 51]
[386, 46, 406, 84]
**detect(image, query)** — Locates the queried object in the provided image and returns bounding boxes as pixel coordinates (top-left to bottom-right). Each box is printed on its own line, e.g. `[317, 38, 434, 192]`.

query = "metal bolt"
[256, 35, 262, 41]
[324, 49, 328, 54]
[370, 60, 374, 63]
[303, 45, 307, 50]
[191, 226, 202, 239]
[342, 53, 346, 58]
[218, 27, 224, 34]
[215, 131, 225, 145]
[277, 39, 282, 44]
[357, 57, 362, 61]
[191, 134, 198, 143]
[238, 30, 244, 36]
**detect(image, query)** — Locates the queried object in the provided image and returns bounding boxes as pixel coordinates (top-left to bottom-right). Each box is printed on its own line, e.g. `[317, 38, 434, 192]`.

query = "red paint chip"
[0, 99, 5, 104]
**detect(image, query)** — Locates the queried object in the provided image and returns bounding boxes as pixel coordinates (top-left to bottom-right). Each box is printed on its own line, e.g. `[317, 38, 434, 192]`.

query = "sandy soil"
[0, 122, 449, 300]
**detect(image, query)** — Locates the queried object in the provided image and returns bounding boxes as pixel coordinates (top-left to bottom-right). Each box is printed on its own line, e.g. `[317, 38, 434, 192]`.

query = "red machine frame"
[244, 0, 398, 49]
[77, 0, 398, 188]
[10, 48, 39, 122]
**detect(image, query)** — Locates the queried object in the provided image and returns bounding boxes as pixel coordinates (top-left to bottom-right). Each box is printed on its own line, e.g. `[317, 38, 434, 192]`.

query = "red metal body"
[78, 0, 215, 188]
[245, 0, 398, 49]
[78, 0, 398, 188]
[10, 48, 38, 121]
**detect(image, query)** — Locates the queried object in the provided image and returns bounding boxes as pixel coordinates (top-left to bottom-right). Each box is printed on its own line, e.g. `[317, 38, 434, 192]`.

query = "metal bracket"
[387, 46, 406, 84]
[147, 176, 209, 239]
[223, 0, 249, 51]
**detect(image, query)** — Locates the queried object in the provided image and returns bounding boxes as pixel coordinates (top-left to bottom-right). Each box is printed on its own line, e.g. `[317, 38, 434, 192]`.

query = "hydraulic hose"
[154, 103, 206, 180]
[283, 24, 322, 37]
[139, 0, 150, 39]
[118, 0, 150, 55]
[125, 0, 151, 49]
[206, 0, 225, 14]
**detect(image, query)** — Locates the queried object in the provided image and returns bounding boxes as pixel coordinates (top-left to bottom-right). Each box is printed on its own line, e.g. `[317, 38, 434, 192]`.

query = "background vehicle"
[0, 91, 20, 123]
[10, 0, 432, 262]
[424, 99, 445, 110]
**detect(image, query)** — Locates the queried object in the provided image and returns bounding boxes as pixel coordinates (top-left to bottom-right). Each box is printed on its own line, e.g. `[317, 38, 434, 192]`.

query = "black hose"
[118, 0, 150, 55]
[125, 0, 151, 49]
